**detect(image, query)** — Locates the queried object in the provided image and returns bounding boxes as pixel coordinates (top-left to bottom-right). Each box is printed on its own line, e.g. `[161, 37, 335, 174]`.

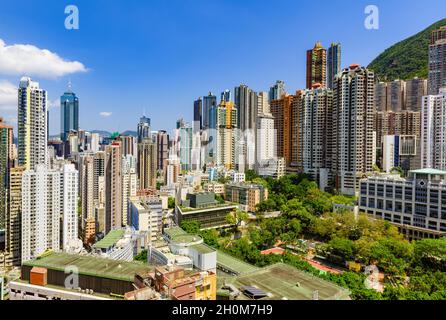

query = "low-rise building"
[129, 196, 164, 241]
[231, 172, 245, 183]
[224, 183, 269, 212]
[149, 265, 216, 300]
[92, 228, 148, 261]
[204, 182, 225, 195]
[14, 252, 154, 299]
[175, 193, 237, 229]
[359, 168, 446, 239]
[163, 227, 216, 272]
[382, 135, 421, 174]
[257, 157, 286, 179]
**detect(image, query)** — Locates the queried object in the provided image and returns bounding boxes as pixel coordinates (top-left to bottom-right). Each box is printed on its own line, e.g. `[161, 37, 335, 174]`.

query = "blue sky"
[0, 0, 446, 135]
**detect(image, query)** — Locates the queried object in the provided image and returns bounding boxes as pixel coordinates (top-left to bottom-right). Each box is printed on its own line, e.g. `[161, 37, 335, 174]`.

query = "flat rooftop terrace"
[229, 263, 350, 300]
[93, 229, 125, 249]
[216, 250, 260, 275]
[23, 252, 153, 282]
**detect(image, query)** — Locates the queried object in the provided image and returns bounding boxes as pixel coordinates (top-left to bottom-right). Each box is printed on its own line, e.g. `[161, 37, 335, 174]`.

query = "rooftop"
[93, 229, 125, 249]
[217, 250, 260, 275]
[227, 263, 350, 300]
[164, 226, 203, 244]
[410, 168, 446, 175]
[190, 243, 215, 254]
[23, 252, 153, 282]
[164, 227, 188, 239]
[178, 202, 238, 214]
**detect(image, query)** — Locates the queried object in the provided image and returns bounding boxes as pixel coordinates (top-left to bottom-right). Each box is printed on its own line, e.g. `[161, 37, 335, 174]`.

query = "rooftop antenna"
[67, 78, 73, 93]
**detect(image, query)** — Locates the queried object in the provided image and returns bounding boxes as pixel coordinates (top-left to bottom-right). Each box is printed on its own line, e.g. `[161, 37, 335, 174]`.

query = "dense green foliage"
[368, 18, 446, 81]
[134, 250, 148, 262]
[180, 220, 201, 234]
[180, 174, 446, 300]
[167, 197, 176, 209]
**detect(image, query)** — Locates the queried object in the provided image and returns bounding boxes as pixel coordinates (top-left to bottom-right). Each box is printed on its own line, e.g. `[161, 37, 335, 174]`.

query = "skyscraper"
[60, 86, 79, 142]
[269, 80, 286, 102]
[234, 84, 258, 132]
[176, 120, 193, 171]
[234, 85, 258, 171]
[137, 138, 157, 190]
[202, 92, 217, 129]
[256, 113, 276, 167]
[156, 130, 169, 171]
[164, 154, 181, 187]
[327, 43, 341, 89]
[137, 116, 151, 144]
[257, 92, 270, 115]
[270, 95, 294, 166]
[5, 167, 25, 266]
[0, 118, 13, 235]
[121, 155, 137, 226]
[406, 78, 428, 111]
[375, 78, 427, 112]
[17, 77, 48, 170]
[193, 98, 203, 133]
[105, 143, 122, 233]
[221, 90, 232, 103]
[421, 87, 446, 170]
[332, 65, 375, 195]
[429, 26, 446, 95]
[119, 135, 137, 157]
[202, 92, 218, 163]
[306, 42, 327, 89]
[297, 85, 334, 189]
[93, 151, 105, 204]
[79, 154, 96, 244]
[216, 101, 238, 169]
[21, 164, 78, 263]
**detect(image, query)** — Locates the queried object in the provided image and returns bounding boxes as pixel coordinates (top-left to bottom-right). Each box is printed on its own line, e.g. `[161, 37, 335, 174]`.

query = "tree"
[215, 194, 225, 204]
[390, 166, 404, 177]
[200, 229, 220, 248]
[180, 220, 201, 234]
[226, 209, 249, 232]
[369, 238, 412, 276]
[168, 197, 176, 209]
[413, 237, 446, 271]
[134, 250, 148, 262]
[303, 188, 333, 215]
[218, 176, 231, 184]
[256, 198, 277, 213]
[245, 169, 259, 182]
[282, 199, 315, 230]
[328, 238, 357, 261]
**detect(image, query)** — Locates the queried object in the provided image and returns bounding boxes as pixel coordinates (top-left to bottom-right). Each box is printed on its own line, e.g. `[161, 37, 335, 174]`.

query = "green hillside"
[368, 18, 446, 81]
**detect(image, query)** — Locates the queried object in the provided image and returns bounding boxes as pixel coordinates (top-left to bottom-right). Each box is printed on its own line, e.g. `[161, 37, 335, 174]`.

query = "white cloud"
[0, 80, 17, 111]
[100, 112, 112, 117]
[47, 99, 60, 109]
[0, 81, 18, 128]
[0, 38, 88, 78]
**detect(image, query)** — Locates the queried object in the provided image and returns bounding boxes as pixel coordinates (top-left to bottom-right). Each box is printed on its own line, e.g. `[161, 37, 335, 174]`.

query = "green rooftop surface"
[216, 250, 260, 275]
[411, 168, 446, 175]
[190, 243, 216, 254]
[178, 203, 238, 214]
[164, 227, 204, 244]
[23, 252, 153, 282]
[228, 263, 351, 300]
[93, 229, 125, 249]
[164, 227, 188, 239]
